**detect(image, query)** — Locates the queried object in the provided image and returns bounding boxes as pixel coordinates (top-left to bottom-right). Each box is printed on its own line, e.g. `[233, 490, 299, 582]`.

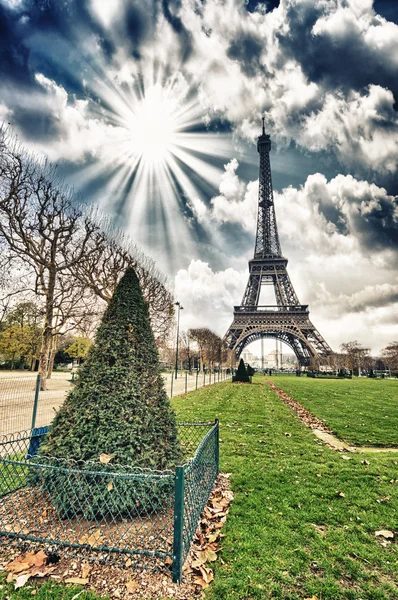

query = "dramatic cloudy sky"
[1, 0, 397, 355]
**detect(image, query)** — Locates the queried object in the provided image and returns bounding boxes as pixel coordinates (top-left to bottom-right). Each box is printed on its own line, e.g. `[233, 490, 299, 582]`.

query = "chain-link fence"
[168, 369, 232, 398]
[0, 422, 219, 582]
[0, 373, 72, 437]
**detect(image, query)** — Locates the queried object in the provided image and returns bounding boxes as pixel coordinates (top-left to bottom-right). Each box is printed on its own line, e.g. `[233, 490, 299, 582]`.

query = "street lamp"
[175, 301, 184, 379]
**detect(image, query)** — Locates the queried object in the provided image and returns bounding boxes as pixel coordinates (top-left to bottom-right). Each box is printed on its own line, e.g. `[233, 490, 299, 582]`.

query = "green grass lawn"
[270, 376, 398, 447]
[1, 376, 397, 599]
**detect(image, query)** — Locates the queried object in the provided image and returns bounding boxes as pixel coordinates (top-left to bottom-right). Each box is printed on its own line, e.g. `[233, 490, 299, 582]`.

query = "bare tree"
[0, 127, 105, 387]
[340, 341, 370, 375]
[72, 218, 175, 343]
[179, 331, 194, 370]
[188, 328, 223, 371]
[381, 342, 398, 370]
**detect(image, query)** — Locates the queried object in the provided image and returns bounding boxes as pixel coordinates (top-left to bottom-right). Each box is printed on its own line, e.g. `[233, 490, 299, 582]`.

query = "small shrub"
[232, 358, 251, 383]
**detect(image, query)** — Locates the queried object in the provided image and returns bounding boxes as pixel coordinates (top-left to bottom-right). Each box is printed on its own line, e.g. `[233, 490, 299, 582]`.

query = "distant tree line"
[0, 125, 174, 388]
[158, 327, 235, 371]
[311, 340, 397, 375]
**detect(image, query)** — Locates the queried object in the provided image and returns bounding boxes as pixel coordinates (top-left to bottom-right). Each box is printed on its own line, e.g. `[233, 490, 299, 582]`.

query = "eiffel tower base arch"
[225, 307, 331, 367]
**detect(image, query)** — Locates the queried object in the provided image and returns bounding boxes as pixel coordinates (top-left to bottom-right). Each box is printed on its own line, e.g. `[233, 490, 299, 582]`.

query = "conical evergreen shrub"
[36, 267, 183, 518]
[232, 358, 251, 383]
[246, 364, 255, 376]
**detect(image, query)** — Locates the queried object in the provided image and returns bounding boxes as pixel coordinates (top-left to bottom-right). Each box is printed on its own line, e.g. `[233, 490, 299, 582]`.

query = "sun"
[128, 84, 181, 164]
[75, 67, 233, 266]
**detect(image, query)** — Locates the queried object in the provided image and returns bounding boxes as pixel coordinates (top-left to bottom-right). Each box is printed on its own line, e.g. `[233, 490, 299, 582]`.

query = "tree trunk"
[47, 349, 56, 379]
[47, 336, 58, 379]
[30, 358, 36, 371]
[39, 267, 56, 390]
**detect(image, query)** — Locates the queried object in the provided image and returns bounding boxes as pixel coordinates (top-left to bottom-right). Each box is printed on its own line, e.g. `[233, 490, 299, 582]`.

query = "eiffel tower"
[224, 119, 332, 366]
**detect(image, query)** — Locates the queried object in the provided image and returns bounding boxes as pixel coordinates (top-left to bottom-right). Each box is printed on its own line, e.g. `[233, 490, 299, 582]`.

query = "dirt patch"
[0, 473, 233, 599]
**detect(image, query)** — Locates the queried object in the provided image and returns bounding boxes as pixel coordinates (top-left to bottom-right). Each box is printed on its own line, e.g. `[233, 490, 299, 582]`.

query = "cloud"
[179, 0, 398, 175]
[188, 158, 258, 232]
[279, 0, 398, 98]
[276, 172, 398, 256]
[174, 259, 247, 335]
[3, 73, 114, 162]
[1, 0, 397, 180]
[299, 85, 398, 174]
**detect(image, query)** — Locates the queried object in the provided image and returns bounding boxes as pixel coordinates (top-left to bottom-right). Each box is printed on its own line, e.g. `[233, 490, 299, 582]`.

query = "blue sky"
[0, 0, 397, 353]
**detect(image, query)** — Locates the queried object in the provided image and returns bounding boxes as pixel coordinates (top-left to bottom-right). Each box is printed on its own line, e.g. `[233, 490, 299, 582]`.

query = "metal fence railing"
[0, 422, 219, 583]
[0, 370, 230, 435]
[167, 369, 232, 398]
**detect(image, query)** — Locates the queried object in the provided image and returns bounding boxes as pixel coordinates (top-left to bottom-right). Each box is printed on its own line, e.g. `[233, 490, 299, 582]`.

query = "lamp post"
[175, 301, 184, 379]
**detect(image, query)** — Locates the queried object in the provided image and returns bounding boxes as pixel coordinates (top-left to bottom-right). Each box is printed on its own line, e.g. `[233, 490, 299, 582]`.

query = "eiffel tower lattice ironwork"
[224, 119, 332, 366]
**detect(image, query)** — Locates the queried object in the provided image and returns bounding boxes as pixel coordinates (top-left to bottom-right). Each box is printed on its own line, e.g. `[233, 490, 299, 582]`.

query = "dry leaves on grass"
[184, 476, 234, 591]
[375, 530, 394, 539]
[375, 529, 395, 547]
[265, 381, 332, 433]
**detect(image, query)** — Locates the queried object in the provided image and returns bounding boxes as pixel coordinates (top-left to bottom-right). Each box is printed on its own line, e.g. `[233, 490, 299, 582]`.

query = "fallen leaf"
[375, 530, 394, 539]
[126, 579, 139, 594]
[65, 577, 89, 585]
[28, 551, 47, 568]
[125, 558, 132, 568]
[164, 557, 173, 566]
[99, 453, 114, 464]
[205, 549, 217, 562]
[361, 460, 370, 465]
[79, 529, 103, 546]
[337, 491, 345, 498]
[6, 551, 47, 574]
[193, 576, 209, 589]
[207, 532, 220, 544]
[341, 455, 352, 460]
[81, 564, 91, 579]
[6, 561, 30, 574]
[376, 496, 390, 504]
[15, 574, 30, 589]
[107, 481, 114, 491]
[194, 551, 207, 565]
[199, 565, 214, 584]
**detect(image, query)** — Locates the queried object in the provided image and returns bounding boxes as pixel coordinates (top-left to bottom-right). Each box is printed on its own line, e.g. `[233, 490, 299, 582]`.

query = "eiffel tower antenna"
[224, 119, 332, 366]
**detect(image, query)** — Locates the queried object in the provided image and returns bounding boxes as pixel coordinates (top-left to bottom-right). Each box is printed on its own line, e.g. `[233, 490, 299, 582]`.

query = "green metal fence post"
[172, 466, 185, 583]
[215, 418, 220, 473]
[31, 374, 41, 431]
